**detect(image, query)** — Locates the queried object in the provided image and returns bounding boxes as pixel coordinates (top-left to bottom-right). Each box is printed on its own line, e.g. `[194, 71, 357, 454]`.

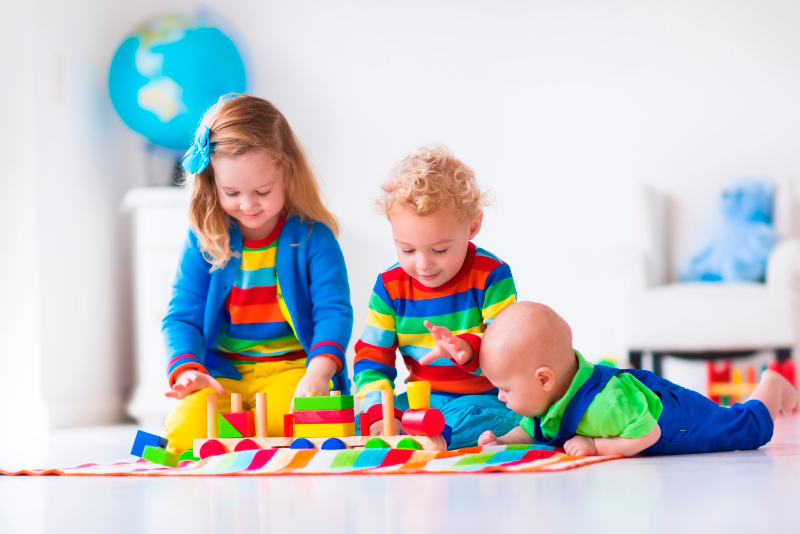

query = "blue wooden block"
[289, 438, 316, 450]
[131, 430, 168, 457]
[321, 438, 347, 450]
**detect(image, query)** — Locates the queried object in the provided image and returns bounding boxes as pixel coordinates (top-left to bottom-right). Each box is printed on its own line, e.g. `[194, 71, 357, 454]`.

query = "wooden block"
[359, 412, 371, 437]
[218, 413, 244, 438]
[231, 393, 243, 413]
[381, 390, 396, 436]
[293, 408, 355, 424]
[406, 381, 431, 410]
[221, 411, 256, 438]
[284, 413, 294, 438]
[294, 395, 354, 411]
[142, 445, 180, 467]
[131, 430, 168, 457]
[401, 408, 445, 436]
[292, 422, 356, 438]
[256, 392, 267, 438]
[207, 394, 218, 439]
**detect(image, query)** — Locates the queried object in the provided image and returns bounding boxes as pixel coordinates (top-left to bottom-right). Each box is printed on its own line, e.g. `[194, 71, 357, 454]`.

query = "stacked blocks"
[292, 393, 356, 438]
[401, 380, 446, 436]
[218, 411, 256, 439]
[131, 430, 168, 457]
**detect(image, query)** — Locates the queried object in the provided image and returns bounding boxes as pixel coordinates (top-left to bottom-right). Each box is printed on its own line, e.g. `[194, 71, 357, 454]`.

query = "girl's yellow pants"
[163, 358, 307, 453]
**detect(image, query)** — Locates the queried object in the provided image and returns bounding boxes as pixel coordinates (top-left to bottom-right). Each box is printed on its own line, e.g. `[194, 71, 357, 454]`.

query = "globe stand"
[172, 158, 184, 186]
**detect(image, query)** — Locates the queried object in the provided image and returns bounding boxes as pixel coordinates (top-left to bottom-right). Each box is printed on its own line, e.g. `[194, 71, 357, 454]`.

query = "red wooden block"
[284, 413, 294, 438]
[359, 412, 371, 437]
[293, 408, 355, 424]
[221, 411, 256, 438]
[199, 439, 226, 459]
[401, 408, 445, 436]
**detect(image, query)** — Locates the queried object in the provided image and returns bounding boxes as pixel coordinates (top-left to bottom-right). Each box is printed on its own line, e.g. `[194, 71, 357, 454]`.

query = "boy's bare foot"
[751, 370, 797, 419]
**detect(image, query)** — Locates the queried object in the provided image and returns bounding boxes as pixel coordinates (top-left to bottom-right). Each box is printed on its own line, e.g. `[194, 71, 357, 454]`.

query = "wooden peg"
[330, 390, 342, 397]
[381, 389, 396, 436]
[256, 392, 267, 438]
[305, 392, 318, 397]
[231, 393, 243, 413]
[207, 394, 218, 439]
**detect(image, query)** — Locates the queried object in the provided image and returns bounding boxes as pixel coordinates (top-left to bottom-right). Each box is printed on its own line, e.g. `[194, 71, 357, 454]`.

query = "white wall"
[3, 0, 800, 429]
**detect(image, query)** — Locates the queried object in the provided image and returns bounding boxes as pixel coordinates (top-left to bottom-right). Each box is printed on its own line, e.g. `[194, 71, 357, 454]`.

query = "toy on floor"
[708, 359, 797, 406]
[131, 430, 180, 466]
[192, 382, 449, 459]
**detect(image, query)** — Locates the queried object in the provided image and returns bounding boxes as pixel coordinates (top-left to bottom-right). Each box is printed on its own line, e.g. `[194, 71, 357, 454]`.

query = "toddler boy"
[353, 145, 521, 449]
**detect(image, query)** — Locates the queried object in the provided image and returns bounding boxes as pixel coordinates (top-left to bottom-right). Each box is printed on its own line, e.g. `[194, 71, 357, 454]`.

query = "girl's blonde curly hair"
[375, 145, 489, 219]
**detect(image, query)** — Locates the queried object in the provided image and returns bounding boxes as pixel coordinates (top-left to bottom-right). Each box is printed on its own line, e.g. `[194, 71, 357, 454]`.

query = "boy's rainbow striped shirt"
[212, 217, 305, 364]
[353, 242, 517, 399]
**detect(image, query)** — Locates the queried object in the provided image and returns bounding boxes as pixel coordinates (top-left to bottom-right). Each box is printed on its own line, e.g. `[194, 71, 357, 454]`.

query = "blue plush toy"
[681, 181, 777, 282]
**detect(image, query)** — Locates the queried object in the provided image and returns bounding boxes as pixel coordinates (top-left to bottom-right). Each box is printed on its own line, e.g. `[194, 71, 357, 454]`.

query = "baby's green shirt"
[519, 351, 663, 441]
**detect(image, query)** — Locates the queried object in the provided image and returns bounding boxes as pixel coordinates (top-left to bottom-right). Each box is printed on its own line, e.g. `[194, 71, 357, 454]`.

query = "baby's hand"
[478, 430, 500, 446]
[563, 435, 597, 457]
[369, 418, 403, 436]
[419, 320, 474, 365]
[165, 369, 226, 400]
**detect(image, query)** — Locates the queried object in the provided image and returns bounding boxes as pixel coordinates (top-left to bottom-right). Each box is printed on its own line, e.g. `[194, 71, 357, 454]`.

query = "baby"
[478, 301, 797, 456]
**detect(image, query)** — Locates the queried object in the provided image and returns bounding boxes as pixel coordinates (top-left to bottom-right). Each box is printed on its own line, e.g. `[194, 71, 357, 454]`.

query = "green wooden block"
[395, 437, 422, 450]
[142, 445, 180, 467]
[364, 437, 390, 449]
[294, 395, 354, 411]
[180, 449, 199, 462]
[218, 413, 244, 438]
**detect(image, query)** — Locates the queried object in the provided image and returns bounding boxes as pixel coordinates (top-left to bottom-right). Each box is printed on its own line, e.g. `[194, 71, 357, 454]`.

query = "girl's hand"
[290, 357, 338, 411]
[419, 320, 474, 365]
[478, 430, 500, 446]
[563, 435, 598, 457]
[165, 369, 226, 400]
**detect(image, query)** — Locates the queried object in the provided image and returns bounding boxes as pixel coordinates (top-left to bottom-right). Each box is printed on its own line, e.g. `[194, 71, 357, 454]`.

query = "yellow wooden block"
[293, 422, 356, 438]
[407, 381, 431, 410]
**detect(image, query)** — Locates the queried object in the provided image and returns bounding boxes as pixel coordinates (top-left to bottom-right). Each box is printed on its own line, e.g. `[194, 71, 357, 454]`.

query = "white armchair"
[622, 181, 800, 378]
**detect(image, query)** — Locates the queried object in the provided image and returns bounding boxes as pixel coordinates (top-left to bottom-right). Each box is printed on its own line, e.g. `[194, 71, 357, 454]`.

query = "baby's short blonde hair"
[376, 145, 489, 219]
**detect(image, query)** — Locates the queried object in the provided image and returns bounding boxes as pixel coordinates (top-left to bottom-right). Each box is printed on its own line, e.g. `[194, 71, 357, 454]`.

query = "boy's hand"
[165, 369, 226, 400]
[563, 435, 598, 457]
[290, 357, 337, 412]
[478, 430, 500, 446]
[369, 418, 403, 436]
[419, 320, 474, 365]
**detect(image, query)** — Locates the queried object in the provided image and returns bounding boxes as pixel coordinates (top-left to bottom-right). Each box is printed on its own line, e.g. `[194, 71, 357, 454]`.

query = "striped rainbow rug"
[1, 444, 619, 476]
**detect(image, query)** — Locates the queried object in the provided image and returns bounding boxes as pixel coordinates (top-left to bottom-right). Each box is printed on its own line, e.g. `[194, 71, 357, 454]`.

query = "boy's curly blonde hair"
[376, 145, 490, 219]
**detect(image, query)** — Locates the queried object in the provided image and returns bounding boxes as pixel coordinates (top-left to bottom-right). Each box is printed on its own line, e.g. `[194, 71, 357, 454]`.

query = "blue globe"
[109, 13, 247, 150]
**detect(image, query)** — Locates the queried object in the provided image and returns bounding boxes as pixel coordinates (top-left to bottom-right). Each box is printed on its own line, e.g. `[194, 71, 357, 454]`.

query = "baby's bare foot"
[762, 370, 797, 415]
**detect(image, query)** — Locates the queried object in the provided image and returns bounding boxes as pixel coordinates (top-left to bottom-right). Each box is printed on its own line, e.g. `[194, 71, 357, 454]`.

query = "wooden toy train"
[193, 380, 451, 459]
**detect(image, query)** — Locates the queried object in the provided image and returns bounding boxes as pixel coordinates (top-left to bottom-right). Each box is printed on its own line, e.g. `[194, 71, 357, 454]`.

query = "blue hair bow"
[181, 124, 211, 175]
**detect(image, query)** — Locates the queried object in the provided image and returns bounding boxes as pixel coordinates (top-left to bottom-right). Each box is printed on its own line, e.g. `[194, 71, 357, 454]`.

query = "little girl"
[162, 94, 353, 453]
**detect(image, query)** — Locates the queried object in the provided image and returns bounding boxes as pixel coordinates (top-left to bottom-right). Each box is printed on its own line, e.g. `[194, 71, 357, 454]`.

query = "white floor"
[1, 417, 798, 534]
